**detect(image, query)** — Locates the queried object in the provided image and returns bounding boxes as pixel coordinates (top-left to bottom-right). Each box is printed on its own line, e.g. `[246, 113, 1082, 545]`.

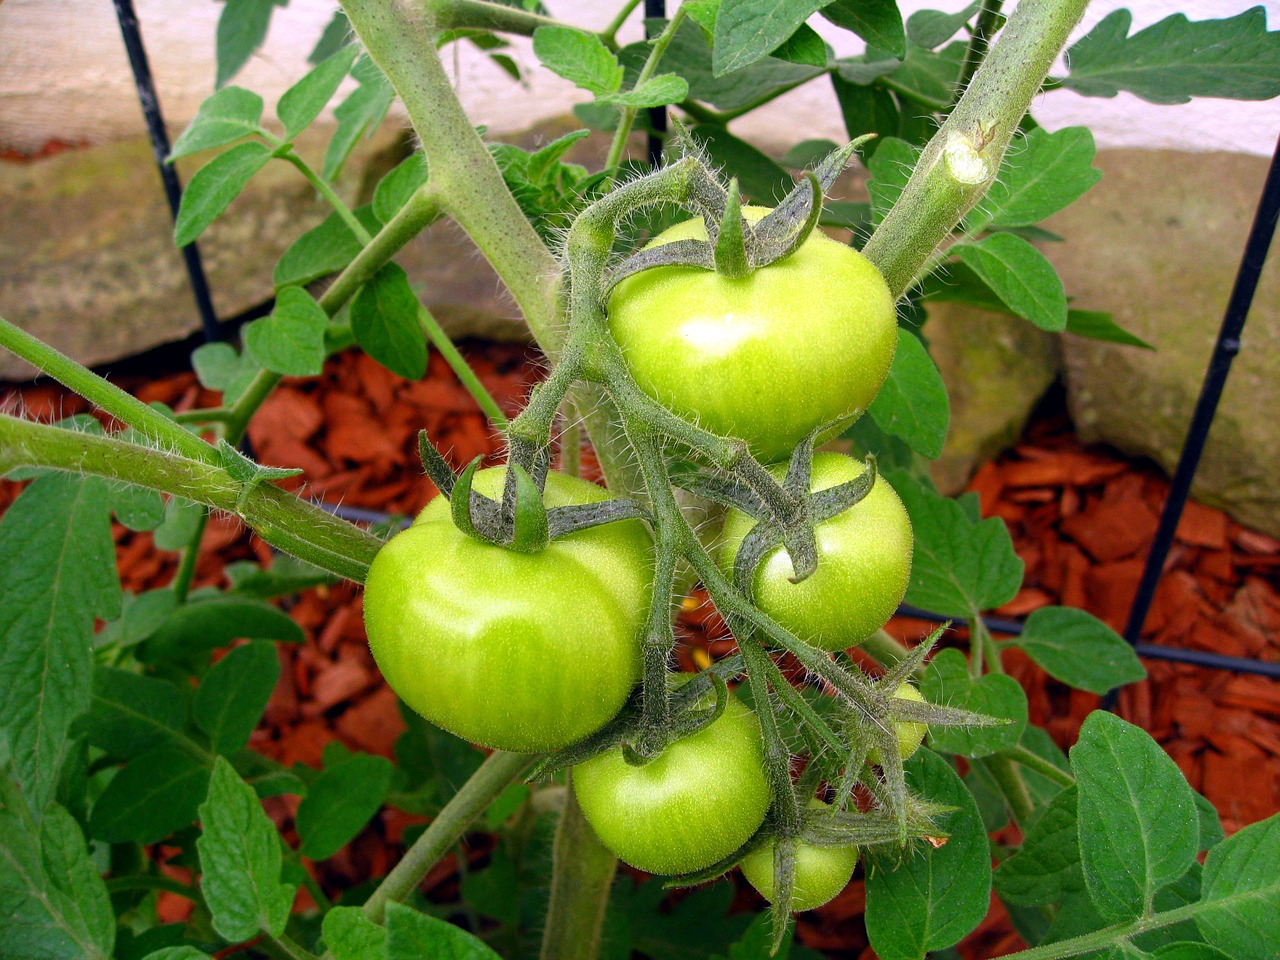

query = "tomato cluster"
[361, 203, 925, 895]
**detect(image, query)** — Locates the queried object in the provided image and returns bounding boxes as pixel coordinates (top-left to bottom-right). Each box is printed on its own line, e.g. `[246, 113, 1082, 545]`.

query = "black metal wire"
[111, 0, 221, 343]
[1121, 132, 1280, 650]
[644, 0, 668, 166]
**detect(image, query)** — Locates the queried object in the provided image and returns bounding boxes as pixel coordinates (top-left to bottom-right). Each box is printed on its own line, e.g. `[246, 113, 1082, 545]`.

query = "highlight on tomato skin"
[606, 208, 898, 464]
[571, 692, 773, 877]
[715, 452, 914, 652]
[362, 467, 654, 754]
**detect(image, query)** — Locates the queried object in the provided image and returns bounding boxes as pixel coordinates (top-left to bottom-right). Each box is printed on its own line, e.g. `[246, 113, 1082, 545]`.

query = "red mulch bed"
[3, 341, 1277, 958]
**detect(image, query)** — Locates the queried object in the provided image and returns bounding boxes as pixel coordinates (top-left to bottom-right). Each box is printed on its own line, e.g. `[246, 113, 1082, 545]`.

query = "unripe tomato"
[868, 683, 928, 763]
[363, 468, 653, 753]
[572, 692, 771, 875]
[739, 802, 859, 911]
[606, 208, 897, 463]
[716, 453, 912, 651]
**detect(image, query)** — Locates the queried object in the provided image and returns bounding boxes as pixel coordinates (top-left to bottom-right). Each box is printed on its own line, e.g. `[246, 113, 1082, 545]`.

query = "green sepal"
[664, 830, 767, 889]
[732, 519, 783, 601]
[605, 238, 715, 294]
[803, 799, 951, 849]
[416, 429, 457, 499]
[667, 463, 765, 515]
[713, 179, 752, 278]
[752, 171, 823, 268]
[216, 440, 303, 513]
[546, 499, 652, 539]
[504, 464, 549, 553]
[810, 454, 877, 522]
[449, 456, 487, 542]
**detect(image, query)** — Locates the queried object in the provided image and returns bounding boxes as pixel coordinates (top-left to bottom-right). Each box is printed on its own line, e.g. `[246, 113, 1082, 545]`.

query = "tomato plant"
[867, 683, 928, 764]
[363, 467, 653, 753]
[717, 452, 913, 651]
[739, 803, 859, 912]
[607, 210, 897, 463]
[571, 692, 772, 876]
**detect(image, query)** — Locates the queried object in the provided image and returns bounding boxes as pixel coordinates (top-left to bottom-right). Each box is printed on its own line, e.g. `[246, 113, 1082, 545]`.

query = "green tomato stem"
[603, 6, 688, 171]
[428, 0, 568, 36]
[980, 753, 1036, 831]
[278, 145, 372, 245]
[1007, 744, 1074, 788]
[417, 303, 509, 429]
[599, 0, 643, 49]
[952, 0, 1006, 107]
[361, 750, 534, 924]
[170, 509, 209, 603]
[861, 0, 1088, 296]
[995, 901, 1205, 960]
[739, 636, 802, 837]
[539, 779, 620, 960]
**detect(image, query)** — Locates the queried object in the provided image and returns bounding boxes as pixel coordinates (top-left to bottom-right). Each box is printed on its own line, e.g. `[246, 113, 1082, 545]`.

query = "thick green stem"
[279, 147, 372, 244]
[997, 902, 1204, 960]
[600, 0, 643, 48]
[861, 0, 1088, 296]
[343, 0, 562, 353]
[953, 0, 1005, 104]
[1007, 744, 1074, 789]
[427, 0, 565, 35]
[0, 414, 379, 582]
[362, 750, 533, 924]
[418, 304, 508, 429]
[981, 753, 1036, 831]
[539, 779, 619, 960]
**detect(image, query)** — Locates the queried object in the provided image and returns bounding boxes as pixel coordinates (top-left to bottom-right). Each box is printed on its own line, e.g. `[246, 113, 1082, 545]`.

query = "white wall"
[0, 0, 1277, 156]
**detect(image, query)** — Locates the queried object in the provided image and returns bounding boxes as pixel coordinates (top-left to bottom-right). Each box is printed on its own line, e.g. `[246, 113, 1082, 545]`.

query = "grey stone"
[1044, 149, 1280, 538]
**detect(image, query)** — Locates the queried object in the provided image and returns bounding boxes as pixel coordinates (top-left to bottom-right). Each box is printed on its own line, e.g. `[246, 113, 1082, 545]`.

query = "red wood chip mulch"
[3, 344, 1277, 957]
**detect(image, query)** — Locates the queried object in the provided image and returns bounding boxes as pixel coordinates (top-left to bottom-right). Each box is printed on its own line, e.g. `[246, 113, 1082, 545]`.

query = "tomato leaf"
[323, 54, 394, 182]
[243, 285, 329, 377]
[1194, 813, 1280, 960]
[0, 475, 120, 814]
[1061, 8, 1280, 105]
[868, 328, 950, 460]
[214, 0, 286, 88]
[866, 137, 920, 224]
[822, 0, 906, 59]
[532, 26, 624, 97]
[0, 779, 115, 960]
[386, 902, 504, 960]
[712, 0, 827, 76]
[864, 750, 991, 959]
[771, 23, 829, 69]
[351, 263, 429, 381]
[274, 205, 381, 289]
[1066, 309, 1155, 350]
[966, 126, 1102, 231]
[995, 784, 1084, 907]
[906, 2, 980, 49]
[604, 74, 690, 109]
[323, 906, 388, 960]
[168, 86, 264, 162]
[1013, 606, 1147, 695]
[198, 757, 296, 941]
[373, 153, 430, 225]
[81, 666, 186, 760]
[952, 233, 1068, 332]
[920, 648, 1027, 757]
[277, 44, 359, 139]
[137, 595, 304, 663]
[1071, 712, 1200, 923]
[691, 125, 794, 204]
[886, 470, 1023, 616]
[194, 642, 281, 756]
[174, 141, 273, 248]
[295, 751, 394, 861]
[88, 748, 210, 844]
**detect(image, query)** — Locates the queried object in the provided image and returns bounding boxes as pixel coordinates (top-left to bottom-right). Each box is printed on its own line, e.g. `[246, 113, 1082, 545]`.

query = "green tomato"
[868, 682, 928, 763]
[739, 803, 859, 912]
[363, 468, 653, 753]
[716, 452, 912, 651]
[572, 693, 772, 875]
[607, 209, 897, 463]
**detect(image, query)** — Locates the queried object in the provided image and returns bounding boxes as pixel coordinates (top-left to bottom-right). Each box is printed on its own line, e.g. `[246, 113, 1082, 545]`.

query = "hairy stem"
[539, 779, 619, 960]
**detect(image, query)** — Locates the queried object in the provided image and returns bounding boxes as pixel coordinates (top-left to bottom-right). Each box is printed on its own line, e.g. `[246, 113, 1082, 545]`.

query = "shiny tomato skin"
[606, 210, 897, 463]
[868, 682, 928, 763]
[716, 452, 912, 652]
[572, 693, 772, 875]
[363, 468, 653, 753]
[739, 803, 859, 911]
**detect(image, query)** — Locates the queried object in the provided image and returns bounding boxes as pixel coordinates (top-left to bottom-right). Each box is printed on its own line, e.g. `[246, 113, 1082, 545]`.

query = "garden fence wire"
[108, 1, 1280, 688]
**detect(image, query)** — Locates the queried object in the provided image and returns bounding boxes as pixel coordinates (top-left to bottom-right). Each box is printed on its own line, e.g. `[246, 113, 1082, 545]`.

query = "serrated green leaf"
[195, 642, 280, 755]
[278, 44, 360, 139]
[215, 0, 285, 88]
[274, 205, 382, 288]
[386, 902, 503, 959]
[1192, 790, 1224, 853]
[229, 749, 307, 800]
[887, 43, 965, 107]
[533, 26, 623, 96]
[770, 22, 829, 68]
[1194, 813, 1280, 958]
[1013, 606, 1147, 695]
[1150, 945, 1233, 960]
[351, 262, 428, 381]
[1062, 8, 1280, 105]
[323, 55, 394, 181]
[995, 784, 1084, 906]
[968, 126, 1102, 231]
[138, 595, 304, 663]
[82, 666, 186, 759]
[822, 0, 906, 58]
[191, 341, 242, 391]
[0, 782, 114, 960]
[243, 285, 328, 377]
[323, 906, 388, 960]
[0, 475, 120, 813]
[920, 648, 1027, 757]
[1066, 309, 1155, 350]
[866, 137, 920, 223]
[620, 881, 754, 958]
[887, 469, 1023, 616]
[906, 3, 979, 49]
[865, 750, 990, 959]
[296, 752, 393, 860]
[94, 588, 178, 650]
[373, 153, 430, 225]
[168, 87, 265, 162]
[1072, 712, 1199, 923]
[605, 74, 690, 108]
[198, 756, 295, 941]
[712, 0, 827, 76]
[89, 747, 210, 844]
[868, 328, 950, 460]
[953, 233, 1067, 331]
[174, 141, 273, 248]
